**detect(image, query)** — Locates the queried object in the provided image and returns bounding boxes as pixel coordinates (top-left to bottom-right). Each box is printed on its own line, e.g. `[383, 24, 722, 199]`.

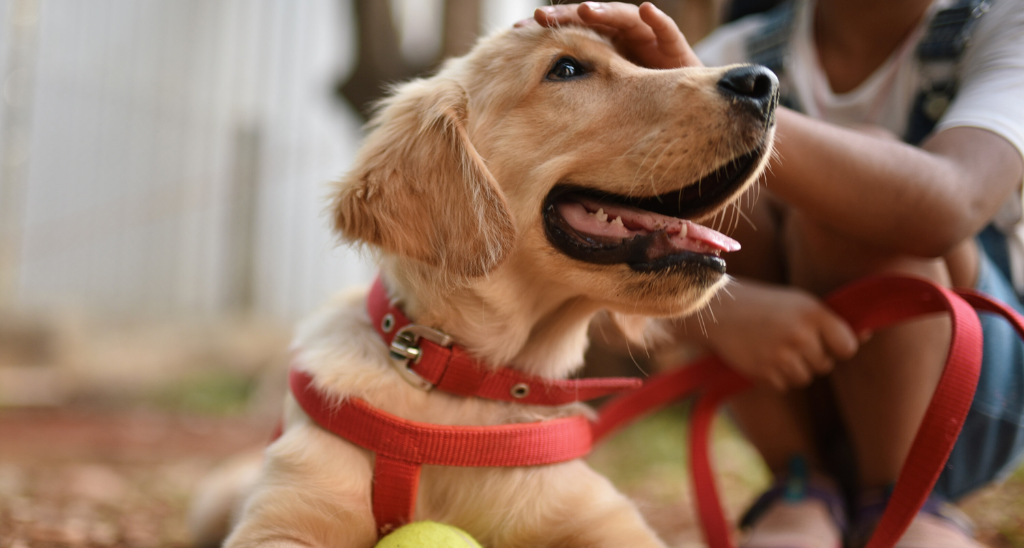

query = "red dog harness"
[287, 275, 1024, 547]
[290, 370, 595, 533]
[289, 278, 641, 534]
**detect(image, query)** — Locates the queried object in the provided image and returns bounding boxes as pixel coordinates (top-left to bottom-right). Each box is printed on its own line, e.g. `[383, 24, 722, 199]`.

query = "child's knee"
[782, 211, 951, 294]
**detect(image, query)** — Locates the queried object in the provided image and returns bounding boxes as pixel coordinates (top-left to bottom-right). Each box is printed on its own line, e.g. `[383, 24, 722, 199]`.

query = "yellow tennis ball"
[375, 521, 482, 548]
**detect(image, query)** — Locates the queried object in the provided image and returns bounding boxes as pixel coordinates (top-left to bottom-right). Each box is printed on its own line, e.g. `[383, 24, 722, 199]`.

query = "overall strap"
[288, 368, 594, 536]
[745, 0, 803, 111]
[905, 0, 993, 144]
[367, 276, 641, 405]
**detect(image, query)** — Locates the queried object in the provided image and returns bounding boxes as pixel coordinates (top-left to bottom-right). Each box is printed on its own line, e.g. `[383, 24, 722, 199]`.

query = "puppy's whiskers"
[642, 137, 680, 196]
[628, 138, 665, 198]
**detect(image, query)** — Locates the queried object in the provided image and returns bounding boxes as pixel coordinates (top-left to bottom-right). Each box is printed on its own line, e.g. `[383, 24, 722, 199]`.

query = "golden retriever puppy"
[219, 23, 777, 548]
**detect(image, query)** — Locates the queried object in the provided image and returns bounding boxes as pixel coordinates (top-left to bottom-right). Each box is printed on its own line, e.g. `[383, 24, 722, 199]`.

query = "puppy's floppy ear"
[332, 78, 516, 279]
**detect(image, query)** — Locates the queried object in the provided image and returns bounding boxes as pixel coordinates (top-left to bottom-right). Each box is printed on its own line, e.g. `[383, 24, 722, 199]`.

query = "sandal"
[849, 489, 986, 548]
[739, 457, 846, 548]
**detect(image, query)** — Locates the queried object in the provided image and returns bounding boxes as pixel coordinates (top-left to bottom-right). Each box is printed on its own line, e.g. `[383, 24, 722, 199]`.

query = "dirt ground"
[2, 405, 1022, 548]
[0, 409, 267, 548]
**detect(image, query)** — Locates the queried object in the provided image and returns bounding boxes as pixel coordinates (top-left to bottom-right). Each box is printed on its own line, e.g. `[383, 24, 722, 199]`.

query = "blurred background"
[0, 1, 1020, 547]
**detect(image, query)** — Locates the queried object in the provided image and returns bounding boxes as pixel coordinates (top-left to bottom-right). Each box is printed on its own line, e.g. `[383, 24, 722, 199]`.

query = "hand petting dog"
[517, 2, 702, 69]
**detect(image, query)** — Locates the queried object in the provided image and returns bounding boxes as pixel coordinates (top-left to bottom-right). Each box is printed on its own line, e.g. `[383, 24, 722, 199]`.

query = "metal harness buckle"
[388, 324, 453, 391]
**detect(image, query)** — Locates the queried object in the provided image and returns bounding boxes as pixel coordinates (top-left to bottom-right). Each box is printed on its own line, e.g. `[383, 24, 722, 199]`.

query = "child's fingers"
[535, 3, 665, 46]
[530, 3, 698, 69]
[534, 5, 578, 27]
[819, 312, 860, 361]
[637, 2, 702, 66]
[577, 3, 653, 43]
[534, 5, 591, 29]
[802, 338, 836, 375]
[762, 351, 812, 390]
[787, 324, 835, 377]
[782, 354, 814, 387]
[534, 5, 622, 38]
[766, 370, 788, 392]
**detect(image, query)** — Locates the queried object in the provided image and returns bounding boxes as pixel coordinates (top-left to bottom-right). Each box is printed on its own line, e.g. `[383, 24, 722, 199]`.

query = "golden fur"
[199, 24, 775, 548]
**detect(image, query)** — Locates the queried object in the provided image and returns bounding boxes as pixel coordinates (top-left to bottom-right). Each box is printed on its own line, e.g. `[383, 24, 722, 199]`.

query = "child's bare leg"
[720, 190, 821, 472]
[716, 192, 844, 546]
[782, 211, 953, 489]
[730, 385, 822, 471]
[703, 190, 821, 470]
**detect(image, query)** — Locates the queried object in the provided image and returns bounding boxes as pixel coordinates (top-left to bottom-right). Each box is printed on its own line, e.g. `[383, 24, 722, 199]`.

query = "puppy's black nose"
[717, 65, 779, 121]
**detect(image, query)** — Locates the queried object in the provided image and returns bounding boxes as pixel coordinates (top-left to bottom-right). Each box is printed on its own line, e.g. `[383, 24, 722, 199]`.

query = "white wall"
[0, 0, 542, 321]
[1, 0, 375, 320]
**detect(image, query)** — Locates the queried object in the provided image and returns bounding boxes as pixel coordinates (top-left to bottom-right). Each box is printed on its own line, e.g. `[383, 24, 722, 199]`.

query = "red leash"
[593, 276, 1024, 548]
[288, 275, 1024, 545]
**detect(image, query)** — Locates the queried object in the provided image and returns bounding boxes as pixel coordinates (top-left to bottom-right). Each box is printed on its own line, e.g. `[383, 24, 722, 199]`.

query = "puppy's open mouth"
[543, 145, 764, 273]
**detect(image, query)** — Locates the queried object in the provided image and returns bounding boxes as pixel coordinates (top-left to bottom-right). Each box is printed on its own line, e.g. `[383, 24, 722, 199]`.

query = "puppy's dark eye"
[546, 57, 586, 81]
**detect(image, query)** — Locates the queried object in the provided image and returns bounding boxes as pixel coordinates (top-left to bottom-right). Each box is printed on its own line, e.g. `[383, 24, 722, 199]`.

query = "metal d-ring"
[388, 324, 454, 391]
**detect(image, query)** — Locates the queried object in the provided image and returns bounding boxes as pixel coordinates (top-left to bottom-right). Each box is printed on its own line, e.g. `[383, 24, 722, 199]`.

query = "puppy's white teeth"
[594, 208, 608, 222]
[679, 223, 688, 239]
[611, 216, 624, 227]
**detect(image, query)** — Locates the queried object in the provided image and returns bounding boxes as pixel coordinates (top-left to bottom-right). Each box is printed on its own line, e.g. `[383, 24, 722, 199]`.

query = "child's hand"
[515, 2, 702, 69]
[677, 279, 862, 390]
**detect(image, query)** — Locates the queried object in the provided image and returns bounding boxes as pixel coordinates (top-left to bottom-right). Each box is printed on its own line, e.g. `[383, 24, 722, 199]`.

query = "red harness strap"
[367, 277, 641, 405]
[289, 368, 594, 535]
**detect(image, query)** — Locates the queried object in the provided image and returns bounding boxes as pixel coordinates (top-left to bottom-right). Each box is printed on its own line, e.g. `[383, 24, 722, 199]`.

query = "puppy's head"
[333, 25, 777, 317]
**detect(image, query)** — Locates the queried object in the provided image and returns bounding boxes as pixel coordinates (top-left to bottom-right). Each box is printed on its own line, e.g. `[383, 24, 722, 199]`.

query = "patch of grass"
[151, 371, 255, 415]
[589, 403, 692, 487]
[588, 402, 770, 494]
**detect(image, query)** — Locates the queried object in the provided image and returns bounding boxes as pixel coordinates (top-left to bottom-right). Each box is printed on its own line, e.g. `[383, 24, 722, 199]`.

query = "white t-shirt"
[696, 0, 1024, 291]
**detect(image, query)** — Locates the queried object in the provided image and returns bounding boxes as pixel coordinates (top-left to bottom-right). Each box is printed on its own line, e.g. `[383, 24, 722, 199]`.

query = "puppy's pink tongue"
[679, 219, 741, 252]
[557, 198, 740, 253]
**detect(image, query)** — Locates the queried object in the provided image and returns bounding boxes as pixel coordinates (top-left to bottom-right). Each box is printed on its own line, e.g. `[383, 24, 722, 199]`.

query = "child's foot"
[740, 497, 844, 548]
[850, 490, 986, 548]
[740, 458, 845, 548]
[893, 513, 987, 548]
